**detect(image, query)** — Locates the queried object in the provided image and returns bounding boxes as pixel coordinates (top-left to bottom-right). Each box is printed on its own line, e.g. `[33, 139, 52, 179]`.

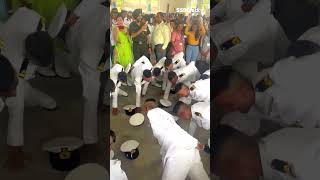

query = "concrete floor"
[110, 83, 210, 180]
[0, 75, 107, 180]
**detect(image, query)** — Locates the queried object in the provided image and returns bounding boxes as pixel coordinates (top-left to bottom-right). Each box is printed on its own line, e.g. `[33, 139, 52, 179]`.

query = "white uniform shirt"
[191, 102, 210, 130]
[110, 160, 128, 180]
[252, 53, 320, 127]
[110, 64, 125, 108]
[131, 56, 153, 107]
[171, 52, 187, 70]
[147, 108, 198, 163]
[212, 0, 289, 80]
[189, 78, 210, 103]
[164, 61, 200, 100]
[260, 128, 320, 180]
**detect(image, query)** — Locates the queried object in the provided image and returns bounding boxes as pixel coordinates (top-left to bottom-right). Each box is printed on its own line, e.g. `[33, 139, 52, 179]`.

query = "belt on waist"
[187, 44, 199, 47]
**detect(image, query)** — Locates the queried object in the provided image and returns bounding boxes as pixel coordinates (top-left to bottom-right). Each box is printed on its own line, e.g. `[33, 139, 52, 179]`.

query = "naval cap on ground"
[42, 137, 83, 153]
[0, 55, 15, 92]
[65, 163, 108, 180]
[120, 140, 139, 152]
[129, 113, 145, 126]
[285, 40, 320, 58]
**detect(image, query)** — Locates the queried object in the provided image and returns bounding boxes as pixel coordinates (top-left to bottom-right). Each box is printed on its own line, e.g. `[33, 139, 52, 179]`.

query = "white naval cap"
[129, 113, 145, 126]
[48, 3, 67, 38]
[42, 137, 83, 153]
[64, 163, 108, 180]
[120, 140, 139, 152]
[123, 105, 136, 110]
[159, 99, 172, 107]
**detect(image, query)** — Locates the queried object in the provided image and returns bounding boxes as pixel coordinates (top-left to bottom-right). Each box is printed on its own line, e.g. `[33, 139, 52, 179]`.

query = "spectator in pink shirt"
[171, 21, 185, 57]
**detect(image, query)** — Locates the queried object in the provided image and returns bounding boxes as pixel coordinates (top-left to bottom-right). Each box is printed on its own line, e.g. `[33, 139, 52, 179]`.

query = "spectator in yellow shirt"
[185, 15, 206, 63]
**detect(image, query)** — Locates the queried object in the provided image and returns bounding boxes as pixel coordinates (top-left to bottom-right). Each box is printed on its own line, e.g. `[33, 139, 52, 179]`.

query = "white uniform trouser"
[162, 149, 209, 180]
[6, 79, 24, 146]
[6, 79, 55, 146]
[79, 61, 100, 144]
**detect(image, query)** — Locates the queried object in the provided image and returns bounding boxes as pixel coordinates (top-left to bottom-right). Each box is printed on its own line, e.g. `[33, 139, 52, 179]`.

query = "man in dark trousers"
[129, 9, 150, 61]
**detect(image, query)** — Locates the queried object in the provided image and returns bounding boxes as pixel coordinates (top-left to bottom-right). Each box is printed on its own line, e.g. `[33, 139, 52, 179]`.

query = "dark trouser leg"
[155, 44, 166, 62]
[133, 42, 142, 61]
[140, 43, 150, 59]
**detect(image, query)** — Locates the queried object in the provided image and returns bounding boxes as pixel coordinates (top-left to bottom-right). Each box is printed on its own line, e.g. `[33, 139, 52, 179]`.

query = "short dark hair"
[174, 82, 187, 93]
[145, 98, 156, 103]
[285, 40, 320, 58]
[0, 55, 15, 92]
[172, 101, 186, 115]
[195, 60, 209, 75]
[199, 74, 210, 80]
[143, 69, 152, 78]
[117, 71, 127, 82]
[168, 71, 177, 81]
[152, 67, 161, 77]
[164, 58, 173, 68]
[25, 31, 54, 67]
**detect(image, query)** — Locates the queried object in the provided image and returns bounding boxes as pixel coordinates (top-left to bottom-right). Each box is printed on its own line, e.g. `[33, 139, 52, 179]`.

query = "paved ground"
[110, 83, 211, 180]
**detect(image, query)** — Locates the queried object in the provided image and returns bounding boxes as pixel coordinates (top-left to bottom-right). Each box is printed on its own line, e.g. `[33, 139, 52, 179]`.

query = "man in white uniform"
[213, 126, 320, 180]
[65, 1, 108, 157]
[212, 0, 289, 80]
[0, 7, 59, 170]
[110, 159, 128, 180]
[161, 52, 187, 90]
[213, 54, 320, 133]
[130, 55, 153, 111]
[145, 101, 209, 180]
[110, 64, 128, 115]
[151, 56, 166, 88]
[163, 61, 201, 100]
[173, 101, 210, 151]
[175, 78, 210, 105]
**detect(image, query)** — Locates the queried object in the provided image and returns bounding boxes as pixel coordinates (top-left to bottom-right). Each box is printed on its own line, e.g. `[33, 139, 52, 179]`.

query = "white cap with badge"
[120, 140, 140, 160]
[123, 105, 136, 116]
[42, 137, 84, 171]
[65, 163, 108, 180]
[129, 113, 145, 126]
[159, 99, 172, 108]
